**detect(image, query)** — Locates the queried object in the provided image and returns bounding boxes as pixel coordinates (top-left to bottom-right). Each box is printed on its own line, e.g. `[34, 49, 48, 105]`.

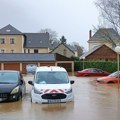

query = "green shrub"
[74, 61, 118, 73]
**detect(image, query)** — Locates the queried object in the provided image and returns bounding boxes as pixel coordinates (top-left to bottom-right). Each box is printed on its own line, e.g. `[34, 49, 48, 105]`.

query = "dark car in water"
[0, 70, 26, 102]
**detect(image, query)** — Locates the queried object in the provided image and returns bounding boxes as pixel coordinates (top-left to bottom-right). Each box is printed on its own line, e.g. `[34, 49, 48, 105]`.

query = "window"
[28, 49, 30, 53]
[0, 38, 5, 44]
[10, 38, 15, 44]
[1, 49, 5, 53]
[34, 49, 38, 53]
[63, 49, 67, 56]
[11, 50, 14, 53]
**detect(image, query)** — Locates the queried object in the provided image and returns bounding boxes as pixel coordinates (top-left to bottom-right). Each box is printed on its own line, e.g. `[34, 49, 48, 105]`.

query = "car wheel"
[84, 74, 89, 77]
[107, 81, 114, 84]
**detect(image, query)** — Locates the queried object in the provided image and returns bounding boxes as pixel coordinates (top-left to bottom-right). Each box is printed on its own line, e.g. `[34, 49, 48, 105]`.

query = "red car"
[97, 71, 120, 84]
[76, 68, 110, 77]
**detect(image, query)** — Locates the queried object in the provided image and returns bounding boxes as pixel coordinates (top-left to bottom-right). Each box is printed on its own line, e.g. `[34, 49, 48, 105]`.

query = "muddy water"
[0, 75, 120, 120]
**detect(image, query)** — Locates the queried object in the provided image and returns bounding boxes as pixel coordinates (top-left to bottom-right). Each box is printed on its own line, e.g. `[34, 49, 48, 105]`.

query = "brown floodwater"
[0, 75, 120, 120]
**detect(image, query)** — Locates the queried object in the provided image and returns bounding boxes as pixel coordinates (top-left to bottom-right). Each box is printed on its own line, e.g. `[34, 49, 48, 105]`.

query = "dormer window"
[6, 29, 11, 32]
[28, 41, 31, 44]
[40, 41, 42, 43]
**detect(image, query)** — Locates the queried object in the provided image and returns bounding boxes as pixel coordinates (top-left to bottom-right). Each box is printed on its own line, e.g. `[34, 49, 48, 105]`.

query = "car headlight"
[34, 88, 43, 94]
[65, 88, 72, 94]
[11, 86, 19, 94]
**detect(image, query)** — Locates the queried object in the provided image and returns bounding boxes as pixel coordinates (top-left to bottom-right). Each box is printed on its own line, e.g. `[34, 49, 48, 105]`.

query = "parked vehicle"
[0, 70, 26, 102]
[26, 64, 37, 74]
[28, 66, 74, 104]
[97, 71, 120, 84]
[76, 68, 110, 77]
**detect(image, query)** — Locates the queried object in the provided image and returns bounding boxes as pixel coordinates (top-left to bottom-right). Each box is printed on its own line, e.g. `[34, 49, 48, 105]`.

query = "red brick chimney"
[89, 30, 92, 40]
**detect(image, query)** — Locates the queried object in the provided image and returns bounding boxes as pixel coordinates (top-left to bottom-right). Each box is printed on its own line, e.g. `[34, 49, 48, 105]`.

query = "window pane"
[10, 38, 15, 44]
[0, 38, 5, 44]
[36, 72, 69, 84]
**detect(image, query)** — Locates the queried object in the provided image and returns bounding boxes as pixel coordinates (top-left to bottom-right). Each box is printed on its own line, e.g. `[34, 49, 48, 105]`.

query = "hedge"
[74, 61, 118, 73]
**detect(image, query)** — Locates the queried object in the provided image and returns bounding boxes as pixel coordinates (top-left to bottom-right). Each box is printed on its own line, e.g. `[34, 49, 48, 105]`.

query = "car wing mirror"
[28, 81, 34, 85]
[70, 80, 74, 84]
[20, 80, 23, 85]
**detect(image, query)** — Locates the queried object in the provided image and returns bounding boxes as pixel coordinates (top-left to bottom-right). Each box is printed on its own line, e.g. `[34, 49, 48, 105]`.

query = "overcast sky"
[0, 0, 99, 50]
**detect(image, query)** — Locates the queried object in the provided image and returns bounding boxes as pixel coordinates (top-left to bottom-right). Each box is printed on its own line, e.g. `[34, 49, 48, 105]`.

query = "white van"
[28, 66, 74, 103]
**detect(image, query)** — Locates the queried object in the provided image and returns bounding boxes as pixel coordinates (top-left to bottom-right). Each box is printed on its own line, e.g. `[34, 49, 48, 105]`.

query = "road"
[0, 74, 120, 120]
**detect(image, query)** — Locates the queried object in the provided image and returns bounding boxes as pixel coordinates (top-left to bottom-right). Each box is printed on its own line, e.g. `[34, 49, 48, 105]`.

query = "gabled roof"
[66, 44, 77, 51]
[50, 43, 76, 53]
[0, 24, 23, 35]
[24, 33, 49, 48]
[0, 53, 72, 62]
[80, 45, 103, 59]
[89, 28, 120, 41]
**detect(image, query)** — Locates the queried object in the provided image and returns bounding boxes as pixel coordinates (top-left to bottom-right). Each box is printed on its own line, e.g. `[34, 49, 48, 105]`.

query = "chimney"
[89, 30, 92, 40]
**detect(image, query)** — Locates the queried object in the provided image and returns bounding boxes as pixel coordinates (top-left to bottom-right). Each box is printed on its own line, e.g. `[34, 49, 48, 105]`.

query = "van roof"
[36, 66, 66, 72]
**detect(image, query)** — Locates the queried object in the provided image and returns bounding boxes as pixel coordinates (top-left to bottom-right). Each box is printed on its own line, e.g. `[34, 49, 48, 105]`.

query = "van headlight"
[34, 88, 42, 94]
[11, 86, 19, 94]
[65, 88, 72, 94]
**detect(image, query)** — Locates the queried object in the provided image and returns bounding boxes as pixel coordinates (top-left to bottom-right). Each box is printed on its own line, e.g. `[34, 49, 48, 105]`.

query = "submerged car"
[97, 71, 120, 84]
[76, 68, 110, 77]
[28, 66, 74, 104]
[0, 70, 26, 102]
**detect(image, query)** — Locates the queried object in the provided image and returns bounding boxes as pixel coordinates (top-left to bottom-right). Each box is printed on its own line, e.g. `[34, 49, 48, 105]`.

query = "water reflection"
[0, 101, 22, 113]
[41, 102, 74, 112]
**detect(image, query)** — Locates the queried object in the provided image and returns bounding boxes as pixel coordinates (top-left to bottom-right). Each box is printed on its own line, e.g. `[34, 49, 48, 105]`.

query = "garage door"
[57, 63, 72, 72]
[22, 63, 38, 74]
[40, 63, 55, 66]
[4, 63, 20, 71]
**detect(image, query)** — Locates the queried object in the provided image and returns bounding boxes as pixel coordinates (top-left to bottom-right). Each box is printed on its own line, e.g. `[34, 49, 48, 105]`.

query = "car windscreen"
[109, 72, 120, 77]
[35, 71, 69, 84]
[0, 72, 18, 84]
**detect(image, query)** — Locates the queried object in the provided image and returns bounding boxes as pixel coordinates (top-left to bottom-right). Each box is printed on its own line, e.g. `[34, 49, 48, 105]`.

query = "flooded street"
[0, 75, 120, 120]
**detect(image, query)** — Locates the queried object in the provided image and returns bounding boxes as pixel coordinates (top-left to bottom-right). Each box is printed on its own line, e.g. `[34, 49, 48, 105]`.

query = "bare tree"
[95, 0, 120, 46]
[71, 42, 84, 57]
[40, 29, 59, 44]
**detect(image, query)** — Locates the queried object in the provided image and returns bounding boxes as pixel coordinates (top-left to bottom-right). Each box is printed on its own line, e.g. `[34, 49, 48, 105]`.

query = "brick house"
[80, 44, 117, 61]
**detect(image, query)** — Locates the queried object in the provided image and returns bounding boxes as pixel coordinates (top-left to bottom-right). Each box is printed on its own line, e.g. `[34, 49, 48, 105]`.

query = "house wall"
[0, 35, 24, 53]
[86, 45, 117, 61]
[24, 48, 49, 53]
[51, 44, 75, 58]
[88, 41, 113, 50]
[74, 51, 78, 57]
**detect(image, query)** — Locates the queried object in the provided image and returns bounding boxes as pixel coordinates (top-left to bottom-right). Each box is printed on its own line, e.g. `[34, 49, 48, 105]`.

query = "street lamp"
[82, 56, 85, 70]
[115, 46, 120, 90]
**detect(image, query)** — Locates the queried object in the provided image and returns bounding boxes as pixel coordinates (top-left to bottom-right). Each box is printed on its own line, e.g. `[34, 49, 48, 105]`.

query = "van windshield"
[0, 72, 18, 84]
[35, 71, 69, 84]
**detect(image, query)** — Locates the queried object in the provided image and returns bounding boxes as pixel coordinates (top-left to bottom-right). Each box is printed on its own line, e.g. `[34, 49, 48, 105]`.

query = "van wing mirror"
[28, 81, 34, 85]
[70, 80, 74, 84]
